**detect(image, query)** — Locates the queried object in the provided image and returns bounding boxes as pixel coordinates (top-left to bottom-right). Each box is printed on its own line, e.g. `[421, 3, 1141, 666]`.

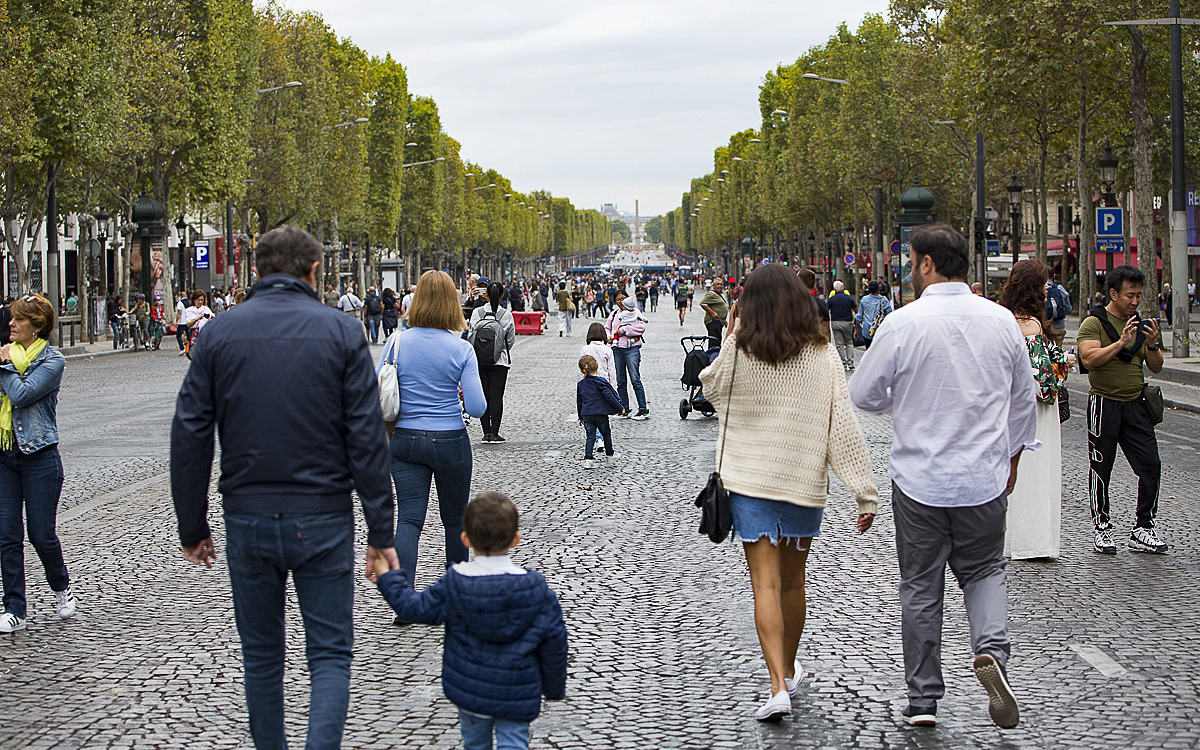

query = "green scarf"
[0, 338, 48, 450]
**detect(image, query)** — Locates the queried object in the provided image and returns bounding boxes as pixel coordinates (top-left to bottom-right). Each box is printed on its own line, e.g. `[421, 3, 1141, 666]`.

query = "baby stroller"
[679, 335, 721, 419]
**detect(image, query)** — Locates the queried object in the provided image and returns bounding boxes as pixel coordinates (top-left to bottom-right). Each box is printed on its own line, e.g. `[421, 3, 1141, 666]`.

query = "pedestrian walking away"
[827, 280, 858, 370]
[363, 286, 383, 344]
[1076, 264, 1168, 555]
[796, 269, 829, 324]
[556, 282, 574, 336]
[605, 296, 649, 419]
[171, 226, 397, 749]
[1001, 260, 1075, 560]
[699, 264, 878, 722]
[377, 270, 487, 605]
[849, 223, 1037, 730]
[675, 283, 689, 326]
[578, 322, 618, 387]
[577, 355, 623, 468]
[0, 294, 73, 634]
[468, 282, 517, 444]
[853, 280, 892, 349]
[381, 288, 399, 339]
[374, 492, 568, 750]
[1044, 276, 1071, 347]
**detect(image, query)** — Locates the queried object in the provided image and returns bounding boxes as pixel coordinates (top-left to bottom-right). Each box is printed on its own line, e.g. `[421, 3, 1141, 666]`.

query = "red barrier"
[513, 311, 546, 335]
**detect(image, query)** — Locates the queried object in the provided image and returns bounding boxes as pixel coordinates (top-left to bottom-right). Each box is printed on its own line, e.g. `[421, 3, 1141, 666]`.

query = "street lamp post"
[1098, 145, 1119, 276]
[90, 207, 110, 344]
[175, 216, 188, 293]
[1007, 176, 1024, 266]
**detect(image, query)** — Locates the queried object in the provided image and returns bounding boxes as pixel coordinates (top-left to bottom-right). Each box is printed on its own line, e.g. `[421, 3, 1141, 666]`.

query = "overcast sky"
[283, 0, 890, 217]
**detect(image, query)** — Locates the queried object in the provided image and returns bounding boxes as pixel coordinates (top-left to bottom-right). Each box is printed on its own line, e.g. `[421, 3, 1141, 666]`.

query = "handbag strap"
[716, 345, 739, 473]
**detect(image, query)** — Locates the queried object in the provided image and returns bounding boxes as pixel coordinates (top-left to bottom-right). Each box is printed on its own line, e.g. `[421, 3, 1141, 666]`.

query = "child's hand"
[366, 545, 400, 583]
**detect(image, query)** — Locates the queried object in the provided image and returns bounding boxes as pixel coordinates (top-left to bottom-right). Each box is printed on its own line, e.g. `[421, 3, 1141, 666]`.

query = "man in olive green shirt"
[699, 278, 728, 343]
[1076, 264, 1167, 555]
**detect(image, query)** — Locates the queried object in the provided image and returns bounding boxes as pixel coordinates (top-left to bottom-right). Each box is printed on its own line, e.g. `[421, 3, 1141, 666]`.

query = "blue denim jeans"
[581, 415, 613, 459]
[459, 710, 531, 750]
[366, 314, 381, 343]
[612, 346, 647, 412]
[0, 446, 68, 619]
[390, 428, 472, 588]
[224, 511, 355, 750]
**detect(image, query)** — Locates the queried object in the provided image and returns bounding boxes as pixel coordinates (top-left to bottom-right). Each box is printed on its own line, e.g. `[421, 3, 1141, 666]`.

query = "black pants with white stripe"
[1087, 394, 1161, 530]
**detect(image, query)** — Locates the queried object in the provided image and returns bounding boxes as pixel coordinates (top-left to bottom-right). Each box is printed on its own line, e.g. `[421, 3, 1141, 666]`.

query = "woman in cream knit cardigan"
[699, 263, 879, 723]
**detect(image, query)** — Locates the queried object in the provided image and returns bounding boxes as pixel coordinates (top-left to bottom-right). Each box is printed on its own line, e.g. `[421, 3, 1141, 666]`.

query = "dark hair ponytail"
[487, 281, 504, 313]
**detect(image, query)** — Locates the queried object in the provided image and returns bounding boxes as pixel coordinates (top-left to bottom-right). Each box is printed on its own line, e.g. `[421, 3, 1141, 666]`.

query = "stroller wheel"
[679, 398, 691, 420]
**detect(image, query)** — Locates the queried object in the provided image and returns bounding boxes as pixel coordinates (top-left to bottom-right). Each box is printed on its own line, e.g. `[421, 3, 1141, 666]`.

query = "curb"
[63, 347, 138, 362]
[1164, 397, 1200, 417]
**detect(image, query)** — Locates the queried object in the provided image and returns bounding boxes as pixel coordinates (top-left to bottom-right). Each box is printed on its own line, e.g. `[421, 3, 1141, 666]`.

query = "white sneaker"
[583, 459, 596, 470]
[754, 690, 791, 722]
[785, 660, 806, 697]
[0, 612, 26, 633]
[55, 587, 75, 619]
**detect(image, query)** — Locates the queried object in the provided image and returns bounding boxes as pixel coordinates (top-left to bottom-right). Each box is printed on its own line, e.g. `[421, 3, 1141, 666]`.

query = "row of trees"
[667, 1, 1200, 311]
[1, 0, 610, 309]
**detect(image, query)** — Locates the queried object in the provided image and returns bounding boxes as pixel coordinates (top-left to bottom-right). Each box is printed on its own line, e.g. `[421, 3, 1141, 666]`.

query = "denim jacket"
[0, 345, 64, 453]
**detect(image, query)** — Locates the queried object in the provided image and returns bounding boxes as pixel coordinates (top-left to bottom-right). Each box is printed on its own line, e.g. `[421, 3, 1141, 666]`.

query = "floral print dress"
[1026, 333, 1069, 404]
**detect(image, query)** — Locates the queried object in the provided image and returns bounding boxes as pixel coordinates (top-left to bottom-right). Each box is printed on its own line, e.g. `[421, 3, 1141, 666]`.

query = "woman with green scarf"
[0, 294, 71, 633]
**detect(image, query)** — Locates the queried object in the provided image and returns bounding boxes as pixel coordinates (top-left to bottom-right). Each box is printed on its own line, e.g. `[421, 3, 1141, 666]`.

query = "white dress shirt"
[848, 282, 1039, 508]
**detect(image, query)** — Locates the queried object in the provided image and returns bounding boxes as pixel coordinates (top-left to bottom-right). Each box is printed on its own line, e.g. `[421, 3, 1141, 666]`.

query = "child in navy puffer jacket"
[376, 491, 568, 750]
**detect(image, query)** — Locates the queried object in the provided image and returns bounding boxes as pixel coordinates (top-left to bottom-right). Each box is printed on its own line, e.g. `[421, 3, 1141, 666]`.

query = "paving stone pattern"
[1, 302, 1199, 748]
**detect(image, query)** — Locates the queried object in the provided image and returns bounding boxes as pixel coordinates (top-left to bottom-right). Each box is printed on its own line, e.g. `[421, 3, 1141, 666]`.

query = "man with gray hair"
[827, 279, 858, 370]
[172, 224, 397, 749]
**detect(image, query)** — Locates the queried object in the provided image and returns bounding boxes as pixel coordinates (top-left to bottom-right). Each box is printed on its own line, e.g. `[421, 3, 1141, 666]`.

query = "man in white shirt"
[338, 287, 363, 317]
[849, 223, 1037, 731]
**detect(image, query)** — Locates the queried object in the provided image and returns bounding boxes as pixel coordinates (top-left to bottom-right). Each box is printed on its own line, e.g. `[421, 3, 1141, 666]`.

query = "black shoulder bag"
[695, 347, 739, 543]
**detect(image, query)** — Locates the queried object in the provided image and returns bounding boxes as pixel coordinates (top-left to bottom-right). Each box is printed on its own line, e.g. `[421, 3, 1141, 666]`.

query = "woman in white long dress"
[999, 260, 1075, 559]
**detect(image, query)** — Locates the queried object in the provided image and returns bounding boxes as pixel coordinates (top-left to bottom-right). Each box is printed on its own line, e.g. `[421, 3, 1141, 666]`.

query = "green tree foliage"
[644, 215, 663, 243]
[366, 54, 408, 246]
[610, 220, 631, 244]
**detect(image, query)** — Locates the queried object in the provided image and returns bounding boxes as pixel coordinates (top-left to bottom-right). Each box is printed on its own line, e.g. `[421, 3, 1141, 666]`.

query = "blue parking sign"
[194, 241, 210, 270]
[1096, 207, 1123, 237]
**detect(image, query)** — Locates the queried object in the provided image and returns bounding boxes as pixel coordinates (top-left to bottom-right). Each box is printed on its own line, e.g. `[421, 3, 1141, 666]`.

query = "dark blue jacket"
[577, 375, 623, 417]
[377, 566, 568, 722]
[171, 274, 394, 548]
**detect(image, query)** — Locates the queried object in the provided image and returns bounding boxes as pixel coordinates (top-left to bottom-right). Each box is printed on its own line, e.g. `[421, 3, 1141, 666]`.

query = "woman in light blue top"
[378, 271, 487, 603]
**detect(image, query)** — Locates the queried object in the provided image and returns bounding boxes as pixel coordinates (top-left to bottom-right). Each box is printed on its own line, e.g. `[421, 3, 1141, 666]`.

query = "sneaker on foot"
[491, 434, 506, 444]
[973, 654, 1019, 729]
[754, 690, 791, 722]
[54, 587, 75, 619]
[1094, 528, 1117, 554]
[631, 409, 650, 421]
[392, 615, 412, 627]
[785, 660, 806, 697]
[0, 612, 26, 633]
[1129, 526, 1168, 554]
[583, 458, 596, 470]
[901, 704, 937, 727]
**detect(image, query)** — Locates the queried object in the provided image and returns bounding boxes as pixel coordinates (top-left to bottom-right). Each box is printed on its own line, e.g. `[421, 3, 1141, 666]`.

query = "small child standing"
[375, 492, 568, 750]
[577, 355, 623, 468]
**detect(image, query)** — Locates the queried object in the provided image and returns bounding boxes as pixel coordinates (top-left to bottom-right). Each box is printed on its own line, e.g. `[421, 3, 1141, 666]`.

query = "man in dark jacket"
[171, 225, 397, 750]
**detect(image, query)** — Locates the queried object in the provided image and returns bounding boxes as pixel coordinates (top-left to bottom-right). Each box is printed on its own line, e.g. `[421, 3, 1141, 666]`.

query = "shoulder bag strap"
[716, 346, 739, 473]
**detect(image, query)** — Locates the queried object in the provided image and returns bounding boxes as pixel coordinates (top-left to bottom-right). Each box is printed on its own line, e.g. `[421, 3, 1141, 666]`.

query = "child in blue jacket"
[576, 355, 624, 467]
[375, 491, 568, 750]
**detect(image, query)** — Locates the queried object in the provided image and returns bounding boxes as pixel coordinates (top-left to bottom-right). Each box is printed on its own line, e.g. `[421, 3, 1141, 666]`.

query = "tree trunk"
[1037, 136, 1049, 264]
[1078, 74, 1095, 311]
[1130, 19, 1158, 317]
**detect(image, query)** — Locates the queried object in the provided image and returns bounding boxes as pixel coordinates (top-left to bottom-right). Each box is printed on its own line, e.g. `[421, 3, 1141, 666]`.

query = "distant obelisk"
[634, 196, 641, 251]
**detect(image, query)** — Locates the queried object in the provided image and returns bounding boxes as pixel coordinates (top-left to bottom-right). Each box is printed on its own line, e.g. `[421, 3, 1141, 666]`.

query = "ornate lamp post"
[175, 216, 188, 293]
[1007, 175, 1024, 266]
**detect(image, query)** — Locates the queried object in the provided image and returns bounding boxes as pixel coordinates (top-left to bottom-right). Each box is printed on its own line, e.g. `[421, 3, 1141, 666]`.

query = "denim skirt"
[730, 491, 823, 544]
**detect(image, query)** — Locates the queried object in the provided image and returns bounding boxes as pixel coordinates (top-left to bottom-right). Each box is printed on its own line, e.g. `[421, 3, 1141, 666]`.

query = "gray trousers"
[892, 483, 1010, 709]
[830, 320, 854, 367]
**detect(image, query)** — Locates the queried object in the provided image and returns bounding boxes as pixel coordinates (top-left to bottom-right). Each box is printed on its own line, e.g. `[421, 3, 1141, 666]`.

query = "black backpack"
[365, 295, 382, 315]
[468, 311, 506, 366]
[1077, 306, 1144, 374]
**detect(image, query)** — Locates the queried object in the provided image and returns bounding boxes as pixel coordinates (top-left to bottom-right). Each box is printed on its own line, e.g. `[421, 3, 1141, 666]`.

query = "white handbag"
[378, 332, 402, 421]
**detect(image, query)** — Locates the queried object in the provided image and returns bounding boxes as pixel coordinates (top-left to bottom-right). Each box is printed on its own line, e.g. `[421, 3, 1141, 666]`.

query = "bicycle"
[129, 318, 144, 351]
[149, 320, 165, 350]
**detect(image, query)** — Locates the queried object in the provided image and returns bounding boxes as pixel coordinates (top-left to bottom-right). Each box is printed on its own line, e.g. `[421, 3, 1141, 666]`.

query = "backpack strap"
[1088, 306, 1144, 362]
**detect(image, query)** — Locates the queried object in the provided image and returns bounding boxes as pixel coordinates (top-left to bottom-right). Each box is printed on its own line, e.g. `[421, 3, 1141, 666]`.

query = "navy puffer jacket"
[377, 566, 568, 722]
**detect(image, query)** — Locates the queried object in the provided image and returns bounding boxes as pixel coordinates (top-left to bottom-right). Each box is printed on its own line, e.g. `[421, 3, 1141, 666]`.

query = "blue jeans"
[390, 428, 472, 587]
[0, 446, 68, 619]
[581, 415, 613, 459]
[459, 710, 531, 750]
[224, 511, 355, 750]
[366, 314, 381, 343]
[612, 346, 647, 412]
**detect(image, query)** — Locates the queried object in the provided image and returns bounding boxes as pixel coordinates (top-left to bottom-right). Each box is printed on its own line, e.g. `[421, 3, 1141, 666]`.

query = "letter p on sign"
[1096, 207, 1123, 237]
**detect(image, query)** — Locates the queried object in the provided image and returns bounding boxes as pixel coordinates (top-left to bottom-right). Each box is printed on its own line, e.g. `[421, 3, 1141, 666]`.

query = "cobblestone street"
[2, 304, 1199, 749]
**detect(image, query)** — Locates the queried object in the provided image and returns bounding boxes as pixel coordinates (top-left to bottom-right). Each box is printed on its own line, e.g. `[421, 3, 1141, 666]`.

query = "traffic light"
[973, 217, 985, 258]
